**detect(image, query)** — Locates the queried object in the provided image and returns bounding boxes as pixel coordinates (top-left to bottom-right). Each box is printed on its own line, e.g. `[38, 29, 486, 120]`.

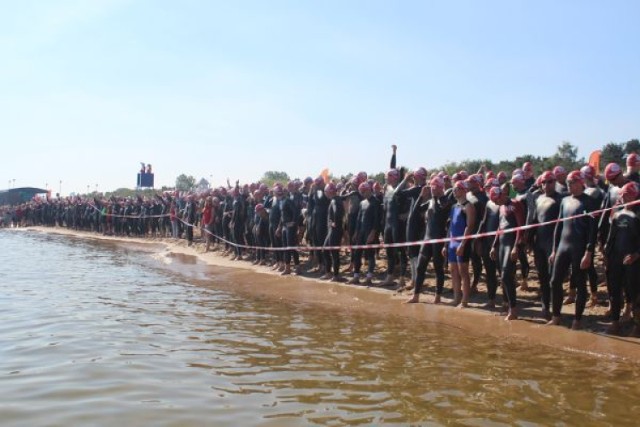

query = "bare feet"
[563, 289, 576, 305]
[404, 295, 420, 304]
[606, 321, 621, 335]
[546, 316, 562, 326]
[434, 294, 441, 304]
[381, 275, 395, 287]
[482, 300, 495, 310]
[571, 320, 582, 330]
[505, 308, 518, 321]
[587, 294, 599, 308]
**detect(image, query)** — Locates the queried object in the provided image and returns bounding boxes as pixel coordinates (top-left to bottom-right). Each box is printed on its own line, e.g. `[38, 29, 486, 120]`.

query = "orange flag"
[588, 150, 601, 176]
[321, 168, 330, 184]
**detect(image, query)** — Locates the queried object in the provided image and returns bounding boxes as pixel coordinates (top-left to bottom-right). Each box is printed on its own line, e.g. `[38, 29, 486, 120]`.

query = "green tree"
[624, 139, 640, 154]
[260, 171, 290, 187]
[546, 141, 583, 171]
[600, 142, 624, 167]
[175, 174, 196, 191]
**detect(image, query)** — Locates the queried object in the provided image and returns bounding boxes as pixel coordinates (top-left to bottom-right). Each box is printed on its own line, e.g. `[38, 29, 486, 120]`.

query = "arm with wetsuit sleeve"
[603, 212, 617, 258]
[585, 196, 599, 253]
[513, 200, 525, 247]
[550, 202, 564, 259]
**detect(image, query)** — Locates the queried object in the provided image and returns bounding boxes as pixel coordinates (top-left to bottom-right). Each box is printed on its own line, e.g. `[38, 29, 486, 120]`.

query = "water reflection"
[0, 230, 638, 426]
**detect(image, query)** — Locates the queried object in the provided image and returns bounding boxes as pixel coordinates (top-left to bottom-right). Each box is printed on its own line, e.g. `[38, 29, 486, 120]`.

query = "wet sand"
[19, 226, 640, 363]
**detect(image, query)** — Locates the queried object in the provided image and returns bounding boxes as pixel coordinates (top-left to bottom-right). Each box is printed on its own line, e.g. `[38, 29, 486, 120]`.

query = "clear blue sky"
[1, 0, 639, 195]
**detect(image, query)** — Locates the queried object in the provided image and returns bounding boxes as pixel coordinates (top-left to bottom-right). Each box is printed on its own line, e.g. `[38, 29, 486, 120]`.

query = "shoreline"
[14, 226, 640, 363]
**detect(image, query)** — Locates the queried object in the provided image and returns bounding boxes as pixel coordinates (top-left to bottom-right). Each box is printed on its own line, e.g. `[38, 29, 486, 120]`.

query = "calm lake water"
[1, 230, 639, 426]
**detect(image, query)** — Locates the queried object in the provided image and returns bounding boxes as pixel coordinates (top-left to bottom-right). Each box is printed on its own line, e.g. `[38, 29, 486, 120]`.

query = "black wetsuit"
[323, 195, 345, 275]
[254, 212, 270, 262]
[231, 195, 246, 256]
[528, 191, 562, 312]
[311, 189, 330, 263]
[345, 190, 363, 265]
[493, 199, 525, 309]
[268, 197, 283, 263]
[280, 195, 300, 266]
[583, 185, 605, 294]
[477, 200, 500, 301]
[467, 189, 488, 288]
[184, 200, 197, 244]
[549, 193, 598, 320]
[514, 189, 531, 281]
[353, 195, 381, 277]
[604, 206, 640, 321]
[414, 194, 451, 296]
[405, 185, 426, 284]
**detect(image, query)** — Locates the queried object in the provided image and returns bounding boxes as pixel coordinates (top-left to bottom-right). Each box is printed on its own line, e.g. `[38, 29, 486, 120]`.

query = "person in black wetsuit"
[184, 194, 197, 246]
[580, 164, 605, 307]
[553, 166, 569, 197]
[489, 184, 525, 320]
[405, 176, 451, 304]
[599, 162, 630, 316]
[466, 174, 488, 294]
[343, 172, 367, 274]
[309, 177, 329, 274]
[348, 182, 381, 286]
[604, 181, 640, 335]
[230, 186, 246, 260]
[253, 203, 270, 265]
[320, 182, 345, 281]
[382, 145, 409, 287]
[527, 170, 563, 320]
[404, 168, 429, 291]
[269, 185, 284, 271]
[279, 182, 302, 275]
[511, 172, 531, 291]
[475, 178, 501, 309]
[625, 153, 640, 184]
[547, 170, 598, 330]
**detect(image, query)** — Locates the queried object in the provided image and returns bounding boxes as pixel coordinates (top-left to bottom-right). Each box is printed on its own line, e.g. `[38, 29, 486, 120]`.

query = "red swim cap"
[358, 182, 371, 193]
[552, 166, 567, 179]
[627, 153, 640, 168]
[484, 178, 500, 189]
[566, 170, 584, 185]
[580, 165, 595, 180]
[454, 180, 468, 191]
[511, 173, 525, 185]
[539, 170, 555, 183]
[604, 163, 622, 181]
[255, 203, 265, 213]
[324, 182, 337, 194]
[414, 167, 428, 181]
[489, 186, 502, 203]
[429, 176, 444, 189]
[621, 181, 639, 200]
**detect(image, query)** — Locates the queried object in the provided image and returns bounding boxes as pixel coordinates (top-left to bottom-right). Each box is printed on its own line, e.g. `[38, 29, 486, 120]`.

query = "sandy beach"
[18, 226, 640, 363]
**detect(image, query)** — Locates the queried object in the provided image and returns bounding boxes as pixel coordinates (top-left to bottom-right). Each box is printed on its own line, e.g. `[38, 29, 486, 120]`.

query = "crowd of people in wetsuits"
[3, 145, 640, 336]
